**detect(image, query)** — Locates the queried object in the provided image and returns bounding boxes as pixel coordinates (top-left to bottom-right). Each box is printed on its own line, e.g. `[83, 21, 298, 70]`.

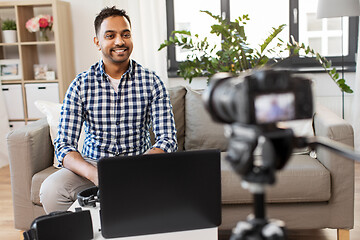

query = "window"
[173, 0, 221, 62]
[165, 0, 358, 74]
[229, 0, 289, 59]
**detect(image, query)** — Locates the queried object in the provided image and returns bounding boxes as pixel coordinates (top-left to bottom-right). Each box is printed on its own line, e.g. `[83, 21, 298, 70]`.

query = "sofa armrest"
[6, 118, 53, 226]
[313, 104, 354, 228]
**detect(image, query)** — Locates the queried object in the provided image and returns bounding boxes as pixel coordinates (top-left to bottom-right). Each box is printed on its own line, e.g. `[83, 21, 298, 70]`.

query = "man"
[40, 6, 177, 213]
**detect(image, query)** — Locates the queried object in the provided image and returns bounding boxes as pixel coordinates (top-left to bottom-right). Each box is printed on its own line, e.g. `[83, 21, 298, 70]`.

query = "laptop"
[97, 149, 222, 238]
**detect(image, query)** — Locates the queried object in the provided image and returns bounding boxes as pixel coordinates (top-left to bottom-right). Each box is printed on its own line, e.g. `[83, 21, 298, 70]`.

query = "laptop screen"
[97, 149, 222, 238]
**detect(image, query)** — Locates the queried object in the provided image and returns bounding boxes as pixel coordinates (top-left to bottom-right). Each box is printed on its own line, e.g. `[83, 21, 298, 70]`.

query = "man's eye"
[105, 34, 114, 39]
[122, 33, 131, 39]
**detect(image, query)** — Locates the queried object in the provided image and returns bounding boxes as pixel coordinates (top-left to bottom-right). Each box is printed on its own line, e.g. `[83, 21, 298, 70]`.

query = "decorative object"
[317, 0, 360, 118]
[0, 59, 22, 80]
[1, 19, 17, 43]
[46, 71, 55, 80]
[25, 14, 53, 41]
[33, 64, 48, 80]
[159, 10, 353, 93]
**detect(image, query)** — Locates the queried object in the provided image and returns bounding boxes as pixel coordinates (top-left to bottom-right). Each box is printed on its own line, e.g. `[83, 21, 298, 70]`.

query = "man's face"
[94, 16, 133, 65]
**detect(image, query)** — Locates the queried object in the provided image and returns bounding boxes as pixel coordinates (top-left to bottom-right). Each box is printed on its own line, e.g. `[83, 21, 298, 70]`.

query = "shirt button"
[115, 152, 120, 156]
[116, 121, 120, 125]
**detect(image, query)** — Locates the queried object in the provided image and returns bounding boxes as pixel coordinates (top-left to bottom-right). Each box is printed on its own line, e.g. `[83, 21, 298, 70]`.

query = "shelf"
[1, 80, 22, 84]
[0, 42, 19, 46]
[0, 0, 74, 124]
[20, 41, 55, 45]
[24, 79, 58, 83]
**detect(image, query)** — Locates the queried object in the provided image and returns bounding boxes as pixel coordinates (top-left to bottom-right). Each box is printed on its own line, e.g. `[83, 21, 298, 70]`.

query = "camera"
[202, 69, 313, 125]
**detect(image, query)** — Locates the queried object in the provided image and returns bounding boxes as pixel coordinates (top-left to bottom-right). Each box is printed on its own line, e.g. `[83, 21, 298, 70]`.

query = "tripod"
[225, 124, 292, 240]
[229, 182, 286, 240]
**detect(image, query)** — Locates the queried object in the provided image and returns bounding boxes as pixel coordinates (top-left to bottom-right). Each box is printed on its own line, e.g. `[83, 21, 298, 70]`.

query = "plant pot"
[2, 30, 17, 43]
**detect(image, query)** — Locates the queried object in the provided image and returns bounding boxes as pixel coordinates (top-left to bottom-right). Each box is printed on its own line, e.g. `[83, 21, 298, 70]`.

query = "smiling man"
[39, 6, 178, 213]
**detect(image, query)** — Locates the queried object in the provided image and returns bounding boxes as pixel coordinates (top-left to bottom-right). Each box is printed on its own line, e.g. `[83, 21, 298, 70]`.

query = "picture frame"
[0, 59, 22, 80]
[34, 64, 48, 80]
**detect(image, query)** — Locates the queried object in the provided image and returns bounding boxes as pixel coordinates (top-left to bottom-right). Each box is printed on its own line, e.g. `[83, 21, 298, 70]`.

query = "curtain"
[101, 0, 169, 85]
[352, 18, 360, 151]
[0, 82, 10, 168]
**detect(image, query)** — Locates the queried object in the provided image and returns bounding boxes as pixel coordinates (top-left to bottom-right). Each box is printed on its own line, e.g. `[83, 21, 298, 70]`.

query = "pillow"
[168, 86, 186, 150]
[34, 100, 85, 168]
[184, 87, 228, 151]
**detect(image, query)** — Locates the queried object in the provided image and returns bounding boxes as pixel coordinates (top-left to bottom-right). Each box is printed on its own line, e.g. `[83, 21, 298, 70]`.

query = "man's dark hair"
[94, 6, 131, 35]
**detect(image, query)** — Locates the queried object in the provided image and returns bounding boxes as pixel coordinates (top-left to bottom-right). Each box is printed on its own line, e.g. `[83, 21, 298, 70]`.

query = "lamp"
[317, 0, 360, 118]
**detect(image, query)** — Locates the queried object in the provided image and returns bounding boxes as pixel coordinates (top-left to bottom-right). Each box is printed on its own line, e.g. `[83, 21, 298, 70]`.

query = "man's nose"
[115, 34, 125, 45]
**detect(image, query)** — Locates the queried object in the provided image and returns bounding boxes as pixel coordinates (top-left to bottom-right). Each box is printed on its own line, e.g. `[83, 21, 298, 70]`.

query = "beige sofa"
[7, 86, 354, 239]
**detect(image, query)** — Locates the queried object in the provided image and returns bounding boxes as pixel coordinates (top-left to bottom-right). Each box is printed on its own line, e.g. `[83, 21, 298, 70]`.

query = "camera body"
[203, 69, 313, 125]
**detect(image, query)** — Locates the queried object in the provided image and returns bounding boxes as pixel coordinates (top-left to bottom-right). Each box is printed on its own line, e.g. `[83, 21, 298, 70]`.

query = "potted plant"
[159, 11, 352, 93]
[1, 19, 17, 43]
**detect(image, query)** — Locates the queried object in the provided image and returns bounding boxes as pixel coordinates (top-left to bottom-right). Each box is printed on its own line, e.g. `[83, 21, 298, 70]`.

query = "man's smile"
[112, 48, 127, 54]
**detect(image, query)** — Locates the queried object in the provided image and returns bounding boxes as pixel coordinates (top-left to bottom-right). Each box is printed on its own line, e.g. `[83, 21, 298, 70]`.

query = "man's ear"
[94, 36, 101, 51]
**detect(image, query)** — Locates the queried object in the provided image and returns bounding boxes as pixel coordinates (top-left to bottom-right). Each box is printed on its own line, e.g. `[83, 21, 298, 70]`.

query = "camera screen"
[254, 92, 295, 124]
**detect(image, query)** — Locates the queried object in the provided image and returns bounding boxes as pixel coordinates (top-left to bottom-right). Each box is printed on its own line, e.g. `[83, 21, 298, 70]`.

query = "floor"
[0, 163, 359, 240]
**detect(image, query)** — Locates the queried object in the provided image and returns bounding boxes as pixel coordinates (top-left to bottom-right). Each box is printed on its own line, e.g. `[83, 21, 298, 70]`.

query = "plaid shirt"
[54, 59, 177, 166]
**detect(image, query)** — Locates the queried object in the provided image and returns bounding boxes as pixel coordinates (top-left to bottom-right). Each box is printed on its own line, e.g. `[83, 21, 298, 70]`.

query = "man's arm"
[62, 151, 98, 186]
[150, 78, 178, 153]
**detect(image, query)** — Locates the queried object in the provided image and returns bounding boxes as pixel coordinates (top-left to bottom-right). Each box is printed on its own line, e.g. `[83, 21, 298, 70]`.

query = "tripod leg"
[253, 193, 265, 219]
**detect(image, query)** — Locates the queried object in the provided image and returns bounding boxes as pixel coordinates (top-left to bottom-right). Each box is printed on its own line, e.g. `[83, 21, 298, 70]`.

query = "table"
[68, 201, 218, 240]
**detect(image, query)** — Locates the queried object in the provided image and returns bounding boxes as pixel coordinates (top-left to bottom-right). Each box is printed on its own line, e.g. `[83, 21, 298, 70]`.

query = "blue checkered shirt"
[54, 59, 177, 166]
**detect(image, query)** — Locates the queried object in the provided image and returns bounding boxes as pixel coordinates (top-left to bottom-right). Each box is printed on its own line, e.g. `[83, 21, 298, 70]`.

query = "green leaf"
[259, 24, 286, 53]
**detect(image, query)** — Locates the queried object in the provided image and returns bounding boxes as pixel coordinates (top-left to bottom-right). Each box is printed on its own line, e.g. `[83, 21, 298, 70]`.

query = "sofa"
[7, 85, 354, 240]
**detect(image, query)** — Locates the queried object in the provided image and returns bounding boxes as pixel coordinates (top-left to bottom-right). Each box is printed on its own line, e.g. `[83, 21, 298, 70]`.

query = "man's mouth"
[112, 48, 127, 53]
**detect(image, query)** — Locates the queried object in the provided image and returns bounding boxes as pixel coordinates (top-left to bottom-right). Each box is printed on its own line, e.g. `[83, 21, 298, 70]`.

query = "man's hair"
[94, 6, 131, 35]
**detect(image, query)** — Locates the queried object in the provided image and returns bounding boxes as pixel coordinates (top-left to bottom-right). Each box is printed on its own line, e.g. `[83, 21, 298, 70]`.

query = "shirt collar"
[99, 59, 135, 79]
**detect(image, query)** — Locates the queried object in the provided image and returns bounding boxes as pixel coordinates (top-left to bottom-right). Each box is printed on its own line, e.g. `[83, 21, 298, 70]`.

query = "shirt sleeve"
[150, 76, 178, 153]
[53, 76, 84, 166]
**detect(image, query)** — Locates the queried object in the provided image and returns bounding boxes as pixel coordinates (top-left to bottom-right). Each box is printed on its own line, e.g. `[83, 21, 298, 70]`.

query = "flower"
[25, 14, 53, 33]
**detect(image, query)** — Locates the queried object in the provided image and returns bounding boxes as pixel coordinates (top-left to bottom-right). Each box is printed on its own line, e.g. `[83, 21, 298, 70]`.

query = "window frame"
[165, 0, 359, 76]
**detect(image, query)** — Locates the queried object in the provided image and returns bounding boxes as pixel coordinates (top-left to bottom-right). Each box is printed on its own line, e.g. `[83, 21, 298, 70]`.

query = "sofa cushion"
[35, 100, 86, 168]
[184, 87, 228, 151]
[221, 153, 331, 204]
[168, 86, 186, 150]
[31, 167, 59, 206]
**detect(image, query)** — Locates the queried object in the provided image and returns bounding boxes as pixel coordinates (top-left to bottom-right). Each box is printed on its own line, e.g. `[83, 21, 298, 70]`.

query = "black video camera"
[203, 69, 313, 125]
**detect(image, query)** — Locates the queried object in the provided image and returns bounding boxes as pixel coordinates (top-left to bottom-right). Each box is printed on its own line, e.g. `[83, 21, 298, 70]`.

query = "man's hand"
[63, 152, 98, 186]
[145, 147, 165, 154]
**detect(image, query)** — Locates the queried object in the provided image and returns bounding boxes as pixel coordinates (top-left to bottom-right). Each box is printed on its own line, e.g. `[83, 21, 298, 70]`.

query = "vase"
[39, 29, 49, 41]
[2, 30, 17, 43]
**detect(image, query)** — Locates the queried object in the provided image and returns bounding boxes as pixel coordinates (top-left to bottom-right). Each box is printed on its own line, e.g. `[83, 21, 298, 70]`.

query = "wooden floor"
[0, 164, 359, 240]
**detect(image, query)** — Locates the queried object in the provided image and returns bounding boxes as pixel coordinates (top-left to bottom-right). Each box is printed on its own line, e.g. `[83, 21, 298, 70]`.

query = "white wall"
[63, 0, 103, 73]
